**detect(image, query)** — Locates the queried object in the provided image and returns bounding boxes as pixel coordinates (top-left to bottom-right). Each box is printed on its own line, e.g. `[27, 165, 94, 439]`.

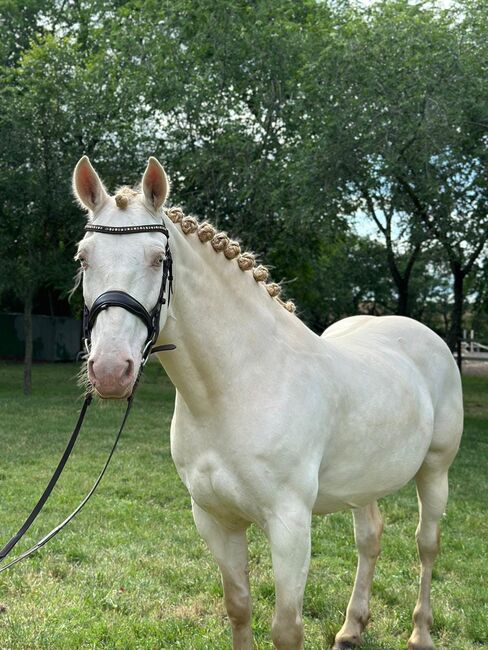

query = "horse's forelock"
[114, 186, 139, 210]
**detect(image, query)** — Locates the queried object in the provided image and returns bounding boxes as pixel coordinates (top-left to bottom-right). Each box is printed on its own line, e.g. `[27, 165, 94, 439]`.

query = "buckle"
[141, 338, 153, 365]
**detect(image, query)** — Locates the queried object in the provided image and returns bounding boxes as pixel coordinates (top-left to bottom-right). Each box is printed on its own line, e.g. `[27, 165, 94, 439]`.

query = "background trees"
[299, 0, 488, 348]
[0, 0, 487, 388]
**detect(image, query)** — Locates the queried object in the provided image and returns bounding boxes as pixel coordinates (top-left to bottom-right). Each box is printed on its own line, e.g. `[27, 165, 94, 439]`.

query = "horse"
[73, 155, 463, 650]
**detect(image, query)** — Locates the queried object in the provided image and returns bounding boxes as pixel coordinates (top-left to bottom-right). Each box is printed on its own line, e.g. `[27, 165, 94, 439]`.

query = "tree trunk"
[23, 291, 33, 396]
[396, 280, 409, 316]
[386, 243, 421, 318]
[446, 263, 464, 372]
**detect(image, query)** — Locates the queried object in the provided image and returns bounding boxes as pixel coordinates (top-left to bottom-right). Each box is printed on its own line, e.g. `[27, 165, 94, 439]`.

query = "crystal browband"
[85, 224, 169, 235]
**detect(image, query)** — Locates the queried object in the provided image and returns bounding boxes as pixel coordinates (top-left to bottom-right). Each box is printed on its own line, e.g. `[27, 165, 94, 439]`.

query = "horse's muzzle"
[88, 354, 135, 399]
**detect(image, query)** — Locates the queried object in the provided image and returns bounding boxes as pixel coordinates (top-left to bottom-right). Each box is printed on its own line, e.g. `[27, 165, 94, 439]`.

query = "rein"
[0, 220, 175, 574]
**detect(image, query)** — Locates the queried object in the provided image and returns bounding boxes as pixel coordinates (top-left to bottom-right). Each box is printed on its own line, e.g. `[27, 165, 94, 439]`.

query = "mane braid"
[165, 206, 296, 314]
[114, 186, 138, 209]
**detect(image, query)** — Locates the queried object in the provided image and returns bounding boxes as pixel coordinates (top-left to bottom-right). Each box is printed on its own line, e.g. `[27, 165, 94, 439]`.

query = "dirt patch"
[462, 361, 488, 376]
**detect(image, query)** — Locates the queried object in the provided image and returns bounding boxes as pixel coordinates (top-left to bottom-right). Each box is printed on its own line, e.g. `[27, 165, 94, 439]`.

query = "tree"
[298, 0, 488, 360]
[464, 258, 488, 343]
[2, 0, 486, 388]
[0, 9, 149, 391]
[0, 36, 79, 392]
[105, 0, 346, 315]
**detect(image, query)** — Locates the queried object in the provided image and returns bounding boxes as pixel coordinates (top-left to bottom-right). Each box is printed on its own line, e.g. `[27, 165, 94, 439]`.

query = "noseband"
[83, 222, 175, 366]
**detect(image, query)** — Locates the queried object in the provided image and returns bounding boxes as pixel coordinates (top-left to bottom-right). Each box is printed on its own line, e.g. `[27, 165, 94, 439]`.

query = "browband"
[85, 224, 169, 236]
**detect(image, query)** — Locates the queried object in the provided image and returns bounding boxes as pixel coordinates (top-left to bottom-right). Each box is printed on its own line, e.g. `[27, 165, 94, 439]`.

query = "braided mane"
[165, 206, 296, 314]
[113, 187, 296, 314]
[114, 186, 296, 313]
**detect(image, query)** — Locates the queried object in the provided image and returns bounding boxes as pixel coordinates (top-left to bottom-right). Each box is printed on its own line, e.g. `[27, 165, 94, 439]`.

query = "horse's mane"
[113, 187, 296, 314]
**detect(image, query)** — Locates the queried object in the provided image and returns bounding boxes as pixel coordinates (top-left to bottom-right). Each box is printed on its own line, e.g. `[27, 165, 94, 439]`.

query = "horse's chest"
[182, 452, 254, 522]
[170, 421, 248, 514]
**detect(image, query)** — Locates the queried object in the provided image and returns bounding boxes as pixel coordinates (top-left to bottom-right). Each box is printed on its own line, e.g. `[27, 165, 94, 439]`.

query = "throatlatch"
[0, 220, 175, 574]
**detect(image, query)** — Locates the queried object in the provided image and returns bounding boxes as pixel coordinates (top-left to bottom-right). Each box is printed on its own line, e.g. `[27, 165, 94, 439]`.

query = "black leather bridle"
[83, 221, 175, 364]
[0, 219, 175, 574]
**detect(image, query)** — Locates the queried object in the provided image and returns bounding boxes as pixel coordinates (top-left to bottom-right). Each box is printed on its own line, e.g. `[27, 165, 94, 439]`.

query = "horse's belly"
[314, 416, 432, 514]
[312, 334, 439, 513]
[313, 460, 420, 514]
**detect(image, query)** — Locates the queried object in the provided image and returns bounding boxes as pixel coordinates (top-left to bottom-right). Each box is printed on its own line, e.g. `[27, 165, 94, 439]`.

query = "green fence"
[0, 313, 81, 362]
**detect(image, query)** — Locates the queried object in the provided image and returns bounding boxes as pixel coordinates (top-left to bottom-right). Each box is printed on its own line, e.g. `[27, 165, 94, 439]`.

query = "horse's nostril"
[88, 359, 95, 378]
[124, 359, 134, 379]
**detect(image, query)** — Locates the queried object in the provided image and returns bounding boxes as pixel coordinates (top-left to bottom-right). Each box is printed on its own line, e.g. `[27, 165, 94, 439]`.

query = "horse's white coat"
[74, 158, 463, 650]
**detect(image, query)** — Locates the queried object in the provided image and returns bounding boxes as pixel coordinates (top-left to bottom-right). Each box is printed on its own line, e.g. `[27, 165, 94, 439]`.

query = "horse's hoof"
[407, 640, 436, 650]
[332, 641, 359, 650]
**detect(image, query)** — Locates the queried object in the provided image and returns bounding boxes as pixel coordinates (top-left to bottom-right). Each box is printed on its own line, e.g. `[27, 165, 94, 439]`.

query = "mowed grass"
[0, 362, 486, 650]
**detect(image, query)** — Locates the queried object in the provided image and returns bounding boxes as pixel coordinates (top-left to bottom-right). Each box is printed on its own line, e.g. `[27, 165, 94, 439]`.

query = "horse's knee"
[356, 528, 382, 559]
[354, 503, 383, 560]
[415, 522, 440, 563]
[271, 609, 303, 650]
[225, 588, 251, 629]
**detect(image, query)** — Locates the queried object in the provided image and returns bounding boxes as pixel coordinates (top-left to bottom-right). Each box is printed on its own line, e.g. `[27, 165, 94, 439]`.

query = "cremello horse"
[73, 156, 463, 650]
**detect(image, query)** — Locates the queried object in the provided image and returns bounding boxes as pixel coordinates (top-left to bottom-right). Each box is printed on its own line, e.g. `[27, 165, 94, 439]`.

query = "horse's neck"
[156, 221, 300, 412]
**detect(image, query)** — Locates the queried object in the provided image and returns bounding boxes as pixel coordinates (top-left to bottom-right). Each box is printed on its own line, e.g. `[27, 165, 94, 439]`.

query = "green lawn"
[0, 362, 486, 649]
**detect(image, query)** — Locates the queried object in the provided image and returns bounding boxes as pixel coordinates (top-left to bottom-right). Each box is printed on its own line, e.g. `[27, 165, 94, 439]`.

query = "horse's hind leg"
[408, 465, 449, 650]
[333, 502, 383, 650]
[192, 501, 253, 650]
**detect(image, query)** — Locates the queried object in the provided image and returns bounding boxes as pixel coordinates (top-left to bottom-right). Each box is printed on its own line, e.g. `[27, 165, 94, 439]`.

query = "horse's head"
[73, 156, 171, 399]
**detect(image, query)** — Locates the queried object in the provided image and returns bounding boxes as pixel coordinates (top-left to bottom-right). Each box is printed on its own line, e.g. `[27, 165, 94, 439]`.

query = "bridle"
[0, 218, 175, 574]
[83, 221, 175, 366]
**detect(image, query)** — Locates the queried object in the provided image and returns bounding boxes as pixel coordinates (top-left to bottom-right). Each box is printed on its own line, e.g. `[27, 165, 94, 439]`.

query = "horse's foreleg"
[192, 501, 252, 650]
[333, 501, 383, 650]
[266, 504, 312, 650]
[408, 466, 448, 650]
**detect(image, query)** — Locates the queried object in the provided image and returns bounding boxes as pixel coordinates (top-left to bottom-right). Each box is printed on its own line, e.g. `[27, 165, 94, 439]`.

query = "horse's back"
[322, 315, 461, 408]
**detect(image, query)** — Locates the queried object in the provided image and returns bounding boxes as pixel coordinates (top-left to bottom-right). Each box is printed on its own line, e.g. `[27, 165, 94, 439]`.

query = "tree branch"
[360, 185, 386, 235]
[464, 235, 488, 277]
[395, 173, 459, 267]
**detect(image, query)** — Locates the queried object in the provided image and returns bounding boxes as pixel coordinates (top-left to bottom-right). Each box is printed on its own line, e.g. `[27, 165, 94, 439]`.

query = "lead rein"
[0, 220, 175, 574]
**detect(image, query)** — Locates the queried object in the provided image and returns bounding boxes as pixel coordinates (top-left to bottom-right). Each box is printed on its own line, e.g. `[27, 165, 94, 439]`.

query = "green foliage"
[0, 362, 486, 648]
[298, 0, 488, 333]
[0, 0, 486, 340]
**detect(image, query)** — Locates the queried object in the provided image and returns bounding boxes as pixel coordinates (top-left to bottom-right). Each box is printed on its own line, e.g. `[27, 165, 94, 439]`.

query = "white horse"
[73, 156, 463, 650]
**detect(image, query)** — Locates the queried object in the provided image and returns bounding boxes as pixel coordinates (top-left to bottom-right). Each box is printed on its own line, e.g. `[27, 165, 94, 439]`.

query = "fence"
[0, 313, 81, 362]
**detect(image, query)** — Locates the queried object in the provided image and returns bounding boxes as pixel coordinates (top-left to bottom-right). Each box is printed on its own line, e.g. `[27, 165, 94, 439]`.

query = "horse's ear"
[73, 156, 108, 214]
[142, 157, 169, 211]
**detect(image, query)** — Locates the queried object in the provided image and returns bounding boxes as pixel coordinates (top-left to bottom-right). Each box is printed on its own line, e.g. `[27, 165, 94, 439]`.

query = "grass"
[0, 361, 487, 649]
